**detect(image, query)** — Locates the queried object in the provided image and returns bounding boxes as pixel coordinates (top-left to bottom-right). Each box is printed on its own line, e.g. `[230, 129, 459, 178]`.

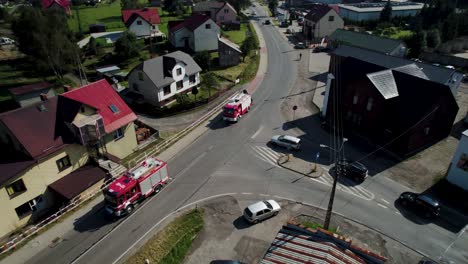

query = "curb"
[277, 155, 323, 178]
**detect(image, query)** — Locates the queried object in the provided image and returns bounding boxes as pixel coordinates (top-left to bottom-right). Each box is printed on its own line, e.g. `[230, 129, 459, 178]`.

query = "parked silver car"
[271, 135, 301, 150]
[243, 200, 281, 224]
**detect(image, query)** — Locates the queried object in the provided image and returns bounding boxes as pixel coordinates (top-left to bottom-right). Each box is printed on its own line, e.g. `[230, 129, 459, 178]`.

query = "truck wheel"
[154, 184, 163, 194]
[126, 205, 134, 215]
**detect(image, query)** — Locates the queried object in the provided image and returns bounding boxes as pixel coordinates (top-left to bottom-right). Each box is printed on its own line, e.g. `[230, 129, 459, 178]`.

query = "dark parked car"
[334, 159, 368, 183]
[294, 42, 306, 49]
[398, 192, 441, 218]
[264, 19, 271, 25]
[313, 46, 329, 53]
[280, 21, 289, 27]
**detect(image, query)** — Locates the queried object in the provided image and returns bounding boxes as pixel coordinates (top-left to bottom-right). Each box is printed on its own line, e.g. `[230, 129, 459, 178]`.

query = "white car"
[271, 135, 301, 150]
[0, 37, 15, 46]
[252, 11, 257, 16]
[243, 200, 281, 224]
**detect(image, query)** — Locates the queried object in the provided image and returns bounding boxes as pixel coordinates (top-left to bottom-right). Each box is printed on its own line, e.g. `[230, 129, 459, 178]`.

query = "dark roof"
[122, 8, 160, 26]
[304, 4, 332, 22]
[8, 82, 53, 96]
[137, 51, 202, 88]
[192, 0, 224, 12]
[333, 45, 457, 85]
[0, 160, 36, 187]
[0, 97, 67, 159]
[168, 14, 211, 32]
[330, 29, 404, 54]
[218, 37, 241, 53]
[48, 165, 107, 200]
[61, 79, 137, 133]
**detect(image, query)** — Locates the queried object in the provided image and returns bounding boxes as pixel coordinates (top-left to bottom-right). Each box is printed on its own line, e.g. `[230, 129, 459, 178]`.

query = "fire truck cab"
[223, 91, 252, 122]
[104, 157, 169, 217]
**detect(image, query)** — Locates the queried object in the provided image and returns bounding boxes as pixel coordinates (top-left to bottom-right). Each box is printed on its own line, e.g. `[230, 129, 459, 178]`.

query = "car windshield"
[244, 208, 253, 217]
[224, 107, 234, 115]
[104, 191, 118, 207]
[278, 135, 285, 141]
[263, 201, 273, 209]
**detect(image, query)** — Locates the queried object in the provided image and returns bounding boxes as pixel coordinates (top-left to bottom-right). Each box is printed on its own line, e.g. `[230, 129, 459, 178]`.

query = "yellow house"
[0, 80, 138, 238]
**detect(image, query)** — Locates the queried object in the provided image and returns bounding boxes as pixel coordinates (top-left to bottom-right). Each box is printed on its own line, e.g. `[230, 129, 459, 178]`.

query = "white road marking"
[259, 194, 270, 197]
[242, 192, 253, 195]
[251, 146, 281, 166]
[395, 211, 401, 215]
[251, 125, 264, 139]
[381, 198, 390, 204]
[377, 203, 388, 209]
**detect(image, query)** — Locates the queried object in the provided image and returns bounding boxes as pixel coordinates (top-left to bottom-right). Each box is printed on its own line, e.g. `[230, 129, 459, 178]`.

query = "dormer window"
[109, 104, 120, 113]
[205, 23, 211, 29]
[176, 68, 182, 75]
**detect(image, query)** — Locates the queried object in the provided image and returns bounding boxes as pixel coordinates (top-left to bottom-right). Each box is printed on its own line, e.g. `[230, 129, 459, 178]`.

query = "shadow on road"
[206, 115, 230, 130]
[73, 201, 117, 233]
[309, 72, 328, 83]
[233, 216, 251, 230]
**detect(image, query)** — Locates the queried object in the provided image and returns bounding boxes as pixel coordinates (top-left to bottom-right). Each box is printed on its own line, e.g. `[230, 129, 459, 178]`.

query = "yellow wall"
[73, 105, 97, 122]
[103, 123, 138, 159]
[0, 144, 89, 238]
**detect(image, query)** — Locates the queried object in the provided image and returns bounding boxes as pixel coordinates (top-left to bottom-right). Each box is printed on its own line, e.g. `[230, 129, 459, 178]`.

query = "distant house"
[148, 0, 163, 7]
[192, 1, 238, 24]
[447, 129, 468, 191]
[0, 79, 138, 238]
[303, 4, 344, 44]
[338, 2, 424, 21]
[323, 45, 461, 157]
[168, 14, 221, 52]
[122, 8, 163, 38]
[127, 51, 202, 107]
[218, 37, 241, 67]
[8, 82, 55, 108]
[41, 0, 71, 15]
[329, 29, 407, 57]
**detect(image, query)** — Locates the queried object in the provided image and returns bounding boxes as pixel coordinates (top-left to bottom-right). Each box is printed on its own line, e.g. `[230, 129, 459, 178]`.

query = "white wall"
[129, 19, 151, 37]
[447, 132, 468, 191]
[193, 20, 220, 52]
[316, 10, 344, 39]
[128, 69, 160, 105]
[159, 63, 200, 101]
[171, 27, 192, 48]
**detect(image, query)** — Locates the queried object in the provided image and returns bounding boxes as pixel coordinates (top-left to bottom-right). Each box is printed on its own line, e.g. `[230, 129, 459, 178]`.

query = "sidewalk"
[277, 154, 323, 178]
[0, 20, 270, 264]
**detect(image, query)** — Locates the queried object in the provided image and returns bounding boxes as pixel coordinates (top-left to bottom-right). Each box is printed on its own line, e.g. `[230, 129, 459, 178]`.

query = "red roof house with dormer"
[122, 8, 162, 38]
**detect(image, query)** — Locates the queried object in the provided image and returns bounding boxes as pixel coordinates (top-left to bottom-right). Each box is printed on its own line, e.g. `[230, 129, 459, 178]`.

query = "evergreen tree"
[114, 32, 140, 60]
[240, 36, 256, 61]
[426, 28, 441, 48]
[202, 72, 218, 98]
[380, 0, 392, 22]
[193, 51, 211, 71]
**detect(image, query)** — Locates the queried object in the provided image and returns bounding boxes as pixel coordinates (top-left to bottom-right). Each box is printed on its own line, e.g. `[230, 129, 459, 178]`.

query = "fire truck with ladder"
[103, 157, 169, 217]
[223, 90, 252, 122]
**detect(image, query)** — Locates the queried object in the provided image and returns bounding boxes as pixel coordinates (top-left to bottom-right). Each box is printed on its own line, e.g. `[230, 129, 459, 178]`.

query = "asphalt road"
[25, 4, 467, 264]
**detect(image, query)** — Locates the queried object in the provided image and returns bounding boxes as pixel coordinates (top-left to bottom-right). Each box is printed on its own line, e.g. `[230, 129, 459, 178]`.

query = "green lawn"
[223, 24, 249, 45]
[374, 27, 413, 40]
[68, 1, 126, 33]
[387, 30, 413, 40]
[212, 56, 253, 82]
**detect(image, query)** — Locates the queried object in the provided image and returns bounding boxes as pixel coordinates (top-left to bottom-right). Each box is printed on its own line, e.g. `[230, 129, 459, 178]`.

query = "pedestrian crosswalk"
[250, 145, 375, 201]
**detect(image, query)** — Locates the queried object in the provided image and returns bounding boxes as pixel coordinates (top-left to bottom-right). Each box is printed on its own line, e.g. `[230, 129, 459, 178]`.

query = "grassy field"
[223, 24, 249, 45]
[212, 55, 254, 82]
[68, 1, 126, 33]
[302, 221, 338, 234]
[124, 209, 204, 264]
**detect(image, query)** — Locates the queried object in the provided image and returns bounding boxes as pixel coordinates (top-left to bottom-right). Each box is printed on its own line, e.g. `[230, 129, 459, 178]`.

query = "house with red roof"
[41, 0, 71, 15]
[303, 4, 343, 44]
[122, 7, 163, 38]
[0, 80, 138, 238]
[168, 14, 220, 52]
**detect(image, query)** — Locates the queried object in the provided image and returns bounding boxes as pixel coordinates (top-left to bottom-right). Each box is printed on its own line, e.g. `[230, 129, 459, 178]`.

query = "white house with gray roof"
[127, 51, 202, 107]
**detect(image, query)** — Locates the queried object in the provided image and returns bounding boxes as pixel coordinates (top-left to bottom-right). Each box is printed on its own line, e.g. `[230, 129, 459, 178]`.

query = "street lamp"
[320, 137, 348, 230]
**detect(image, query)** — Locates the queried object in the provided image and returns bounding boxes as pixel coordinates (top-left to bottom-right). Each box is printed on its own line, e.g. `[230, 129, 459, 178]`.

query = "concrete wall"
[0, 144, 89, 238]
[316, 10, 344, 39]
[103, 123, 137, 159]
[15, 89, 56, 108]
[128, 68, 160, 104]
[129, 18, 152, 37]
[447, 133, 468, 191]
[158, 62, 200, 101]
[194, 19, 220, 52]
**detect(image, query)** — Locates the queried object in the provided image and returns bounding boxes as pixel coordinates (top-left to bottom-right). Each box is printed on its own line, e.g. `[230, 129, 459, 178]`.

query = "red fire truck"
[223, 91, 252, 122]
[104, 157, 169, 217]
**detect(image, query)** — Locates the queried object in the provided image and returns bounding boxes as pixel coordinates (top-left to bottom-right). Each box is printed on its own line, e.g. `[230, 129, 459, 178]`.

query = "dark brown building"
[218, 37, 242, 67]
[325, 45, 460, 157]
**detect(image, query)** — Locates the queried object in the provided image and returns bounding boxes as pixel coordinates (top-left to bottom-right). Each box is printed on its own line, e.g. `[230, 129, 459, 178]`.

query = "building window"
[138, 71, 144, 81]
[189, 75, 196, 84]
[6, 179, 27, 198]
[224, 8, 228, 13]
[353, 94, 359, 104]
[366, 97, 373, 111]
[114, 127, 124, 140]
[163, 86, 171, 95]
[80, 106, 85, 113]
[152, 25, 156, 30]
[133, 83, 139, 92]
[176, 80, 183, 90]
[137, 20, 142, 25]
[328, 16, 334, 22]
[205, 23, 211, 29]
[15, 195, 43, 218]
[424, 127, 430, 135]
[56, 155, 71, 172]
[176, 68, 182, 75]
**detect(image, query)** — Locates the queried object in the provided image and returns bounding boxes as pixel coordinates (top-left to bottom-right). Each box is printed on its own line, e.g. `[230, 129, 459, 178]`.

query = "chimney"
[40, 93, 48, 101]
[64, 85, 73, 92]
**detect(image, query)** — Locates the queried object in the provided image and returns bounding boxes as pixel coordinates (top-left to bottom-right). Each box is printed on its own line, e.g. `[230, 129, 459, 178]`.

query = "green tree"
[406, 30, 426, 58]
[226, 0, 252, 13]
[114, 32, 140, 60]
[87, 37, 98, 55]
[192, 86, 199, 102]
[268, 0, 278, 17]
[426, 28, 441, 48]
[240, 36, 255, 61]
[175, 93, 189, 105]
[193, 51, 211, 71]
[380, 0, 392, 23]
[202, 72, 218, 98]
[12, 8, 79, 80]
[442, 13, 459, 41]
[121, 0, 142, 9]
